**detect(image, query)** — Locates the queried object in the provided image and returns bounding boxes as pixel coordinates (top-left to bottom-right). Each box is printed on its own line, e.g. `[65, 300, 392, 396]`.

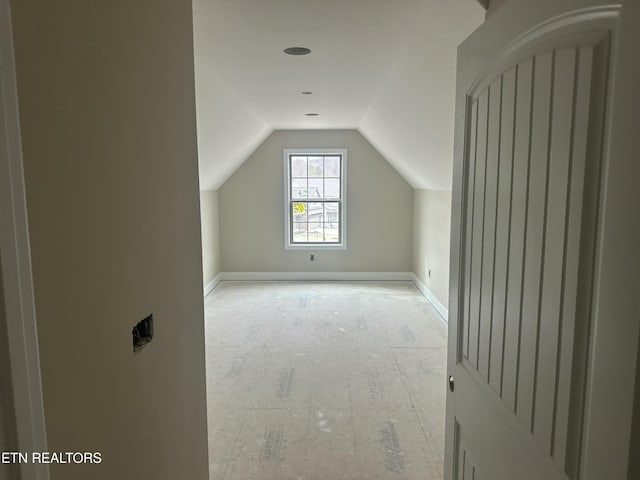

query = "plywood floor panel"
[205, 281, 447, 480]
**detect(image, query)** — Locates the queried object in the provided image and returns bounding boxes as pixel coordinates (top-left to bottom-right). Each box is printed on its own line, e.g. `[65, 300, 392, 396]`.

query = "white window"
[284, 148, 346, 249]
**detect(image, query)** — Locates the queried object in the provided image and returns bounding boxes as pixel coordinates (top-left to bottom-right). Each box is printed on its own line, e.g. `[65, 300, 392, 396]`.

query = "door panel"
[446, 3, 616, 478]
[462, 44, 596, 438]
[487, 65, 515, 396]
[501, 58, 532, 414]
[477, 77, 500, 383]
[467, 90, 488, 371]
[456, 429, 486, 480]
[516, 49, 553, 435]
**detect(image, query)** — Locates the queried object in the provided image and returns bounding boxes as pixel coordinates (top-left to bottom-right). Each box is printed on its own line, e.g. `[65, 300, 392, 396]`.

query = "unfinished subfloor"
[204, 281, 447, 480]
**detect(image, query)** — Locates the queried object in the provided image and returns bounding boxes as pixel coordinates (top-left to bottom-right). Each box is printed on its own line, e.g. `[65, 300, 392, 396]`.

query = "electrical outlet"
[310, 254, 315, 261]
[428, 269, 431, 278]
[133, 314, 153, 354]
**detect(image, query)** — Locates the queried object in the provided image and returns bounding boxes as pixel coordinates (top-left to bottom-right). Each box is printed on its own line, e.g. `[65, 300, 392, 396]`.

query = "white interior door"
[446, 1, 640, 479]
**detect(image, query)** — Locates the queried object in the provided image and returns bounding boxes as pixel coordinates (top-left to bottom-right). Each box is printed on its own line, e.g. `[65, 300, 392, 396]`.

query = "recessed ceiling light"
[301, 91, 313, 95]
[305, 113, 319, 116]
[284, 47, 311, 56]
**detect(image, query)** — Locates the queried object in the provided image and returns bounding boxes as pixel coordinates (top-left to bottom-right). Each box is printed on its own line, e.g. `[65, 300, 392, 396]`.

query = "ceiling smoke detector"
[284, 47, 311, 56]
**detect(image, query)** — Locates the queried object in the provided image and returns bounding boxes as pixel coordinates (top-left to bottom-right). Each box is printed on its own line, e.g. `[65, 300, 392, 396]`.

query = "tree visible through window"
[284, 149, 346, 248]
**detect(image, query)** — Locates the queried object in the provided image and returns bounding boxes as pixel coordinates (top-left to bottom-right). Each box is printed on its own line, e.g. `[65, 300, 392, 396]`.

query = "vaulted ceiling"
[193, 0, 484, 191]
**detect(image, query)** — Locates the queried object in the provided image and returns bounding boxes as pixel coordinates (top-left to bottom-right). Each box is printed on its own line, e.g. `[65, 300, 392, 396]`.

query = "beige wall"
[219, 130, 413, 272]
[486, 0, 510, 17]
[11, 1, 208, 479]
[413, 190, 451, 309]
[200, 190, 221, 286]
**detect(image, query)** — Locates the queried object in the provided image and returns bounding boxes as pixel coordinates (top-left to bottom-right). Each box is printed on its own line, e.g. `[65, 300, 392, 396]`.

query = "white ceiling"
[193, 0, 484, 190]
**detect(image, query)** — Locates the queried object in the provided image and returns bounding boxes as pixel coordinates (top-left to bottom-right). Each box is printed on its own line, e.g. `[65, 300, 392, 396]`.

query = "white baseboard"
[219, 271, 414, 282]
[203, 272, 222, 297]
[208, 271, 448, 322]
[411, 273, 448, 323]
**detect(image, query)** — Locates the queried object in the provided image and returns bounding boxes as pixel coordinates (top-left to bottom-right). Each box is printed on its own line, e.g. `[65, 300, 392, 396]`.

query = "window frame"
[283, 148, 347, 250]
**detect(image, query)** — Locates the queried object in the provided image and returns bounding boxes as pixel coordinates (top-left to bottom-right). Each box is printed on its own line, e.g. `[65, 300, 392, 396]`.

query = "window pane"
[293, 228, 307, 243]
[291, 156, 307, 177]
[308, 156, 323, 177]
[307, 202, 323, 223]
[291, 179, 308, 199]
[324, 156, 340, 177]
[324, 202, 340, 226]
[291, 202, 307, 222]
[324, 178, 340, 199]
[292, 220, 308, 231]
[308, 178, 323, 199]
[308, 223, 323, 242]
[324, 224, 339, 242]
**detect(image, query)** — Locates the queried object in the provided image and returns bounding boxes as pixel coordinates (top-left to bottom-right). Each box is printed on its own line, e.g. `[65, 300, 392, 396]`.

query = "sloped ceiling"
[193, 0, 484, 191]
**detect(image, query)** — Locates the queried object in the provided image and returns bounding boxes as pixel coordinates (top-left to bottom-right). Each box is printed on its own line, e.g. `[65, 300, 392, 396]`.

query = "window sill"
[285, 244, 347, 251]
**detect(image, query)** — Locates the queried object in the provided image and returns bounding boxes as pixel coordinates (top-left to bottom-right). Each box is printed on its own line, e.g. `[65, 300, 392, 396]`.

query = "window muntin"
[284, 149, 346, 248]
